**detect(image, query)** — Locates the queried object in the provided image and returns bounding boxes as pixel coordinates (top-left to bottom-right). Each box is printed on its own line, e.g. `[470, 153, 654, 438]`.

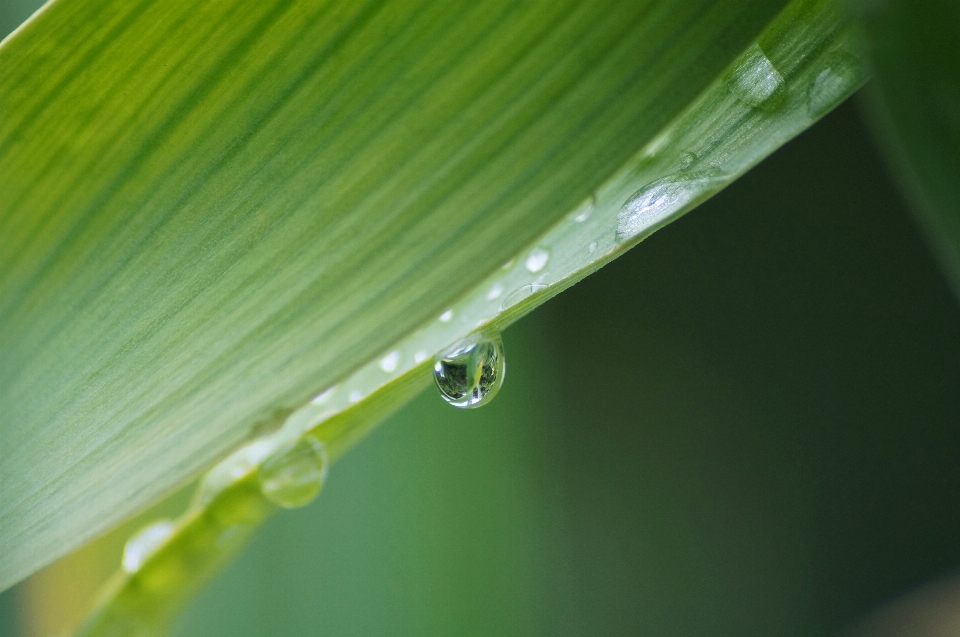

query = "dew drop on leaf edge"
[616, 169, 725, 242]
[258, 435, 329, 509]
[433, 332, 505, 409]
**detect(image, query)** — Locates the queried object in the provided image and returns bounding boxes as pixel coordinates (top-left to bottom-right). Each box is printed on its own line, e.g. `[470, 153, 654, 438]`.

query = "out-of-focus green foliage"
[859, 0, 960, 298]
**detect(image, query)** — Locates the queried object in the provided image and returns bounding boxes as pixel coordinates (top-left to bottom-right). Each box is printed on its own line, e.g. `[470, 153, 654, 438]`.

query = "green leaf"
[858, 0, 960, 298]
[0, 0, 864, 596]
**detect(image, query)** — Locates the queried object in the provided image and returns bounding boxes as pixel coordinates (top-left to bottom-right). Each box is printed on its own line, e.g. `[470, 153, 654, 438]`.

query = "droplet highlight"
[123, 520, 175, 573]
[439, 309, 454, 322]
[258, 434, 328, 508]
[616, 170, 724, 242]
[525, 248, 549, 273]
[433, 332, 505, 409]
[486, 282, 505, 300]
[730, 44, 785, 109]
[573, 198, 595, 223]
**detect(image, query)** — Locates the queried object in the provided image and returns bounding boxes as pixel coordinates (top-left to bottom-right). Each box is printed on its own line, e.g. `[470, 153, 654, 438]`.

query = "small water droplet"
[616, 170, 724, 243]
[525, 247, 549, 273]
[806, 52, 863, 119]
[730, 44, 785, 109]
[486, 282, 504, 300]
[311, 385, 336, 405]
[348, 389, 362, 403]
[573, 197, 595, 223]
[414, 350, 428, 364]
[439, 309, 453, 322]
[258, 434, 328, 508]
[433, 333, 505, 409]
[123, 520, 175, 573]
[679, 152, 697, 170]
[379, 350, 400, 373]
[499, 283, 547, 311]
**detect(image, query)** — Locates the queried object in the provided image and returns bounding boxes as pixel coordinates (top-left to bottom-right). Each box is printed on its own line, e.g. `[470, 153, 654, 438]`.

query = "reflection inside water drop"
[433, 332, 505, 409]
[258, 434, 328, 508]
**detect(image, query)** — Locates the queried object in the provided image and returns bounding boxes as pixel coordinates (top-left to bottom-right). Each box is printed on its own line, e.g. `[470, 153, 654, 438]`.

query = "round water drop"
[258, 434, 328, 508]
[616, 169, 724, 242]
[525, 247, 549, 273]
[439, 309, 454, 322]
[123, 520, 175, 573]
[806, 52, 864, 119]
[433, 332, 505, 409]
[730, 44, 785, 109]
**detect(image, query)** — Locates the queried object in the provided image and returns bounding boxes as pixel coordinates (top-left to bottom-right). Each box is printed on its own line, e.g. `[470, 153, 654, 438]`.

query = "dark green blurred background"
[2, 2, 959, 635]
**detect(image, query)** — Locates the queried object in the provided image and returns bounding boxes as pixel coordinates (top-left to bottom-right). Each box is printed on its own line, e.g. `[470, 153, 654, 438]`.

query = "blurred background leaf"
[858, 0, 960, 299]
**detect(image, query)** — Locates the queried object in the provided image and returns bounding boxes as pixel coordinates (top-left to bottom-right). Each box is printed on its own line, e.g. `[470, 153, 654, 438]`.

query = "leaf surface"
[0, 0, 866, 593]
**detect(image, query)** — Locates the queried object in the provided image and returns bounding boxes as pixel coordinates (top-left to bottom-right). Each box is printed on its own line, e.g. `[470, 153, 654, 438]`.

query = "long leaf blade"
[2, 0, 839, 592]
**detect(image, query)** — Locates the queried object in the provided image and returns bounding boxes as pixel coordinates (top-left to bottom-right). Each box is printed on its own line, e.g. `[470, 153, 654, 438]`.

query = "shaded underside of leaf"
[858, 0, 960, 299]
[0, 0, 800, 590]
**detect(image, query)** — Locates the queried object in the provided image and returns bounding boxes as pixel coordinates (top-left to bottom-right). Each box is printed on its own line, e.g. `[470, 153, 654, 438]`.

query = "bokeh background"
[3, 1, 960, 635]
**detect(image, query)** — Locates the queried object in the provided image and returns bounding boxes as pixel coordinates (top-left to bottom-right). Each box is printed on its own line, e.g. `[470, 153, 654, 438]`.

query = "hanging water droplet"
[616, 169, 725, 243]
[122, 520, 175, 573]
[806, 52, 863, 119]
[730, 44, 785, 109]
[433, 332, 505, 409]
[258, 434, 328, 508]
[525, 247, 549, 273]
